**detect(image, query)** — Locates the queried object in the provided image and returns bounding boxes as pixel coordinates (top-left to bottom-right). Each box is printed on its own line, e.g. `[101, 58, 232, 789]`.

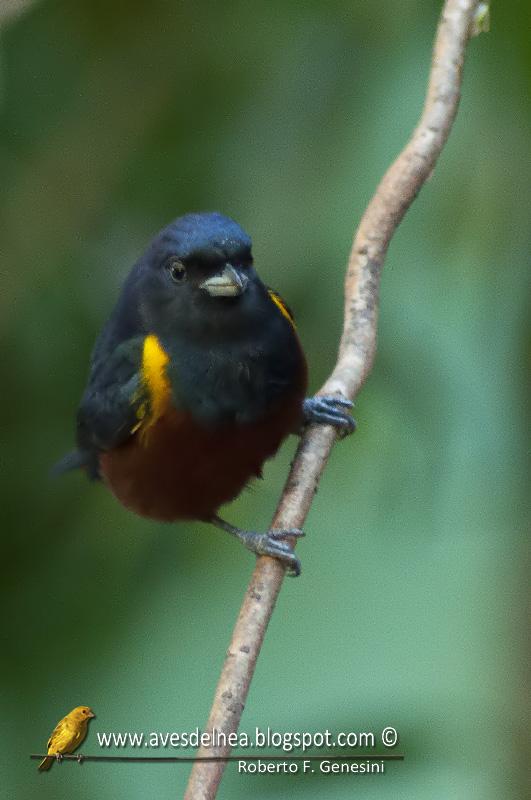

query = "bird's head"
[70, 705, 96, 722]
[130, 212, 268, 341]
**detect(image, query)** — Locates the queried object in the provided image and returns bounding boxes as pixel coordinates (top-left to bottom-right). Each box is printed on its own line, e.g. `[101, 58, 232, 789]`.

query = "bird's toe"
[303, 395, 356, 438]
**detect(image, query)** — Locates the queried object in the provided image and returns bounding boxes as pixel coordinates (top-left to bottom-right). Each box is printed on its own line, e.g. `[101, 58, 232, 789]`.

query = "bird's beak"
[87, 711, 96, 719]
[199, 264, 248, 297]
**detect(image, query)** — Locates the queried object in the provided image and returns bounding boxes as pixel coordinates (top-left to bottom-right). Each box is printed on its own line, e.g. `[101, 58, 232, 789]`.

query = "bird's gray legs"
[210, 515, 304, 576]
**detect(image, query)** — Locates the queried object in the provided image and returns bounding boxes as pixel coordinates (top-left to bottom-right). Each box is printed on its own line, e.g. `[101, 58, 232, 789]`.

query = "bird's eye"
[166, 258, 186, 283]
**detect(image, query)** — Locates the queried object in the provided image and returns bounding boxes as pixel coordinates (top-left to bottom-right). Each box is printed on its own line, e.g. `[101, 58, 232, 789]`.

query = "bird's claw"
[55, 753, 63, 764]
[303, 395, 356, 438]
[76, 754, 84, 764]
[268, 528, 305, 540]
[242, 529, 303, 577]
[211, 516, 303, 576]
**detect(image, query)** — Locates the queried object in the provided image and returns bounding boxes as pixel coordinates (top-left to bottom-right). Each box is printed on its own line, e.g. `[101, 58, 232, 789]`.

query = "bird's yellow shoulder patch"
[268, 289, 296, 327]
[132, 334, 171, 437]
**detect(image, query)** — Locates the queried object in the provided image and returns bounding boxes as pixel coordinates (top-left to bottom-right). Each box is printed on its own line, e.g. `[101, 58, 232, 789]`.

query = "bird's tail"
[51, 449, 88, 477]
[51, 449, 100, 480]
[38, 756, 53, 771]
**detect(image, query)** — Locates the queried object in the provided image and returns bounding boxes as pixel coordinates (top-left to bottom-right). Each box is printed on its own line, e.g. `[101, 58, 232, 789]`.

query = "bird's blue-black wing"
[55, 336, 146, 478]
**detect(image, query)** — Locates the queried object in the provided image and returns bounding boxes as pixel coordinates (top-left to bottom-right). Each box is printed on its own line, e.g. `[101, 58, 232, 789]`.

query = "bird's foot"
[55, 753, 63, 764]
[303, 395, 355, 438]
[211, 516, 304, 576]
[76, 754, 84, 764]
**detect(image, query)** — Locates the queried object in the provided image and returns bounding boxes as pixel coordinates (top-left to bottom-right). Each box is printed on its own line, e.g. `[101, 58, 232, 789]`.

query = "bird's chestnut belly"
[99, 399, 303, 522]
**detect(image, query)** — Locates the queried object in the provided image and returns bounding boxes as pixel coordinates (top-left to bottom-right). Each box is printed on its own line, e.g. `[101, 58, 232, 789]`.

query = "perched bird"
[38, 705, 95, 771]
[56, 212, 353, 574]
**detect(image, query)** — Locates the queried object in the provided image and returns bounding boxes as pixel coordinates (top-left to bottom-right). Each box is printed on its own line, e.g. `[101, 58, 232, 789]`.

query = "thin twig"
[184, 2, 485, 797]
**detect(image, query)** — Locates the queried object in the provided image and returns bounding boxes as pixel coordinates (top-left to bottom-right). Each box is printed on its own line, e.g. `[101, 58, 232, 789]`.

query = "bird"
[55, 212, 354, 575]
[38, 705, 95, 771]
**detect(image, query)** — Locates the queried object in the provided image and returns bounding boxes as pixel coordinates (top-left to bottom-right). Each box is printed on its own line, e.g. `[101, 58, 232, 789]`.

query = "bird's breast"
[101, 325, 307, 521]
[100, 385, 306, 522]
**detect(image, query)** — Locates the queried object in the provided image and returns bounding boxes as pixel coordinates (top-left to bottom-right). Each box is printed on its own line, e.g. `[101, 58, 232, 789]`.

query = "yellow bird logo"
[38, 705, 96, 771]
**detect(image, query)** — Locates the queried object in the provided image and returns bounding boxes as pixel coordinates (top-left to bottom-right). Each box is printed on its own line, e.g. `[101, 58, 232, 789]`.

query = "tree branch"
[184, 2, 485, 797]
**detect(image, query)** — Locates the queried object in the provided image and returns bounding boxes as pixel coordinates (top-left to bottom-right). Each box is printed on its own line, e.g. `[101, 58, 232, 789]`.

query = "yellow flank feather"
[133, 334, 171, 438]
[268, 290, 295, 327]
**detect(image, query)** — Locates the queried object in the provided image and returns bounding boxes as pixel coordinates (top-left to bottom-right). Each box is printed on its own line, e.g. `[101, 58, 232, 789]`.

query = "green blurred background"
[1, 1, 528, 798]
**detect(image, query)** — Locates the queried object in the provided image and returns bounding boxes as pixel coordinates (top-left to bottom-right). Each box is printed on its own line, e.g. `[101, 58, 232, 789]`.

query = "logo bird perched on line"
[38, 706, 95, 771]
[55, 212, 354, 575]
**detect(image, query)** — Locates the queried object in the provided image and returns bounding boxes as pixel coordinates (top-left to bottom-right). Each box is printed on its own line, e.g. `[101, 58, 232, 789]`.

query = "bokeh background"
[1, 1, 528, 798]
